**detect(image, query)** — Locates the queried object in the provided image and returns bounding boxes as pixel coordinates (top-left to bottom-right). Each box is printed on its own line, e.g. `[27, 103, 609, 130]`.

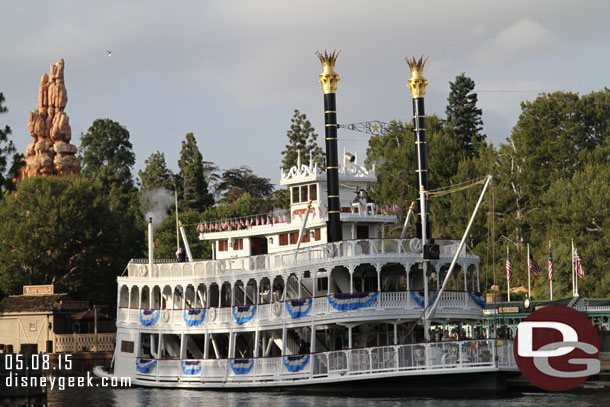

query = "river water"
[46, 387, 608, 407]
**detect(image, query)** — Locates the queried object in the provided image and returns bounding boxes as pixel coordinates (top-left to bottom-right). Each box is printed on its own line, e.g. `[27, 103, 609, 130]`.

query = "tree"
[0, 93, 22, 194]
[281, 109, 324, 170]
[445, 73, 485, 156]
[139, 151, 176, 192]
[216, 166, 274, 203]
[79, 118, 136, 203]
[0, 177, 127, 304]
[178, 133, 214, 210]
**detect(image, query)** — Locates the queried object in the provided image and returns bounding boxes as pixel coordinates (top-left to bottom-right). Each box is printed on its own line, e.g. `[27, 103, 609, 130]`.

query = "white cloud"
[473, 18, 557, 64]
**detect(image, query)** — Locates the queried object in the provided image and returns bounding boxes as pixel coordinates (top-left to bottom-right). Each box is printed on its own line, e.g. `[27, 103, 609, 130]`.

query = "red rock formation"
[22, 58, 80, 179]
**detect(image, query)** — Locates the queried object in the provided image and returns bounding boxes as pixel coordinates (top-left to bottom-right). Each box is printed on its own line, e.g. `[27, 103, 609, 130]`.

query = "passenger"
[441, 330, 450, 342]
[298, 337, 310, 354]
[176, 248, 186, 262]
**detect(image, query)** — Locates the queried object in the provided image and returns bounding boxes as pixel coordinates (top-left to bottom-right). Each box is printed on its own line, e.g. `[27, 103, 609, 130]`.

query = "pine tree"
[281, 109, 324, 170]
[445, 73, 485, 156]
[139, 151, 175, 192]
[178, 133, 213, 210]
[0, 92, 21, 194]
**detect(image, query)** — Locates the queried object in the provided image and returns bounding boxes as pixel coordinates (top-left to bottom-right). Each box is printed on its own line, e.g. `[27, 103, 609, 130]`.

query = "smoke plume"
[141, 188, 174, 229]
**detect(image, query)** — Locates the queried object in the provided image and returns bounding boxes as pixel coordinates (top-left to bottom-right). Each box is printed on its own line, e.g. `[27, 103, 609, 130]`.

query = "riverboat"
[95, 52, 518, 392]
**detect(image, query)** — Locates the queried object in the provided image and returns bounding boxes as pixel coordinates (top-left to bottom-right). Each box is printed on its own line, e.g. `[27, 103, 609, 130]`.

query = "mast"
[406, 56, 434, 341]
[316, 50, 343, 243]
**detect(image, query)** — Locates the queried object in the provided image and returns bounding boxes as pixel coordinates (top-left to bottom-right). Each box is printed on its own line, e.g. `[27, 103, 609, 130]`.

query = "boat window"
[279, 233, 289, 246]
[218, 240, 228, 251]
[309, 184, 317, 201]
[302, 230, 310, 243]
[233, 238, 243, 250]
[314, 228, 321, 241]
[301, 185, 308, 202]
[292, 187, 299, 203]
[121, 341, 134, 353]
[290, 231, 299, 244]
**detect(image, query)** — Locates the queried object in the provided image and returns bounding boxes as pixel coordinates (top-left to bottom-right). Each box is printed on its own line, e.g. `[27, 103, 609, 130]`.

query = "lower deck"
[108, 338, 517, 389]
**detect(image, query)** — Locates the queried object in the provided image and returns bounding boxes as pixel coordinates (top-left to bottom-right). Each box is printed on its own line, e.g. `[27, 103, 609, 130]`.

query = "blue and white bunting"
[232, 304, 257, 324]
[285, 298, 312, 319]
[283, 354, 310, 372]
[230, 358, 254, 375]
[468, 291, 486, 309]
[409, 291, 438, 307]
[181, 360, 202, 375]
[327, 292, 378, 311]
[183, 308, 206, 327]
[135, 358, 157, 373]
[139, 309, 160, 326]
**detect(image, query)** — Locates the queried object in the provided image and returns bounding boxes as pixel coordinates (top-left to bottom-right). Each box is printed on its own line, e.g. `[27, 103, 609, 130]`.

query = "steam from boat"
[141, 188, 174, 229]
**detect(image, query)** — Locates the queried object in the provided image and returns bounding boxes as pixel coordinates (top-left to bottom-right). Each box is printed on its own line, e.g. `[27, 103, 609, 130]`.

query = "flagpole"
[507, 246, 511, 302]
[549, 241, 553, 301]
[574, 244, 579, 297]
[527, 243, 532, 301]
[571, 239, 575, 297]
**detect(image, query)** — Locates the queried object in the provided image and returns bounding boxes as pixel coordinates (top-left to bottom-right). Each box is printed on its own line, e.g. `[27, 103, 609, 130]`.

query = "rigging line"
[428, 178, 487, 197]
[428, 176, 488, 193]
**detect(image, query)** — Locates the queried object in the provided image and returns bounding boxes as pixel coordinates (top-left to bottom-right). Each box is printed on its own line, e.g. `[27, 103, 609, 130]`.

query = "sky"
[2, 0, 610, 186]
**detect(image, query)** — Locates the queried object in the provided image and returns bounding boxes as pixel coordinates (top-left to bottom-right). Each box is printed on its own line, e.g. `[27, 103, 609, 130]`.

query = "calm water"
[46, 387, 609, 407]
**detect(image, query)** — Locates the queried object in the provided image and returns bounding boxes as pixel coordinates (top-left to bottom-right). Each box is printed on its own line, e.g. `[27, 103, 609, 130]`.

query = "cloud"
[473, 18, 557, 64]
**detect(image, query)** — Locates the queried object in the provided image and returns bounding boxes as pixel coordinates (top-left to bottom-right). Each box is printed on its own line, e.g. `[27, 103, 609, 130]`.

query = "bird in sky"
[106, 50, 112, 58]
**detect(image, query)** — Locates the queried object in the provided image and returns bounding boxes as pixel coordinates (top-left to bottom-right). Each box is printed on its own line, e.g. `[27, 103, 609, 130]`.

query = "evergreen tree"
[0, 176, 126, 304]
[79, 118, 136, 203]
[0, 93, 22, 194]
[139, 151, 176, 192]
[281, 109, 324, 170]
[445, 73, 485, 156]
[178, 133, 213, 210]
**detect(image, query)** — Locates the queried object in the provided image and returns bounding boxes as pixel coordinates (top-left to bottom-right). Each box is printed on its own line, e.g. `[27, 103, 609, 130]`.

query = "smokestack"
[316, 49, 343, 243]
[405, 56, 430, 243]
[148, 217, 154, 277]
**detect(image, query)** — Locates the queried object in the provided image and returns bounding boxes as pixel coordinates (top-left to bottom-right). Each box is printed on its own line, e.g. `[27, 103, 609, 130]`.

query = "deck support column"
[310, 322, 316, 353]
[204, 331, 209, 359]
[254, 329, 260, 357]
[348, 265, 355, 294]
[394, 323, 398, 345]
[375, 264, 382, 293]
[281, 325, 287, 355]
[348, 326, 353, 349]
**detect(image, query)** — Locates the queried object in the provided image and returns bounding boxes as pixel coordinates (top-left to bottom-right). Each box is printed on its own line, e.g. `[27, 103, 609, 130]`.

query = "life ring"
[409, 238, 422, 253]
[161, 310, 170, 323]
[272, 302, 282, 317]
[208, 307, 217, 322]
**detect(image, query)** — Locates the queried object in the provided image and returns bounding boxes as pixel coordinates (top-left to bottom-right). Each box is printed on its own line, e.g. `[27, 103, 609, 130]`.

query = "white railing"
[133, 339, 516, 384]
[118, 290, 483, 329]
[54, 333, 116, 352]
[127, 238, 474, 278]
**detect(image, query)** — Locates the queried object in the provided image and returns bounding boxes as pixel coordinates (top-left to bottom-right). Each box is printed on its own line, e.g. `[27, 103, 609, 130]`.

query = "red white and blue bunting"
[285, 298, 312, 319]
[135, 358, 157, 373]
[283, 354, 310, 372]
[409, 291, 438, 308]
[232, 304, 257, 325]
[181, 360, 202, 375]
[139, 309, 160, 326]
[468, 292, 486, 308]
[327, 292, 378, 311]
[183, 308, 206, 327]
[230, 358, 254, 375]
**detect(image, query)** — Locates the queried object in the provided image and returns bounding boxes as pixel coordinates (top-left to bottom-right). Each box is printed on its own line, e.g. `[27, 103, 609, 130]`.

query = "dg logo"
[514, 305, 600, 391]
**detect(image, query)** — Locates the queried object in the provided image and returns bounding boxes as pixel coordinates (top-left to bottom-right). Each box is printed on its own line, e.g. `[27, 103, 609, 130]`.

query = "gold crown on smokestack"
[405, 55, 429, 98]
[316, 49, 341, 94]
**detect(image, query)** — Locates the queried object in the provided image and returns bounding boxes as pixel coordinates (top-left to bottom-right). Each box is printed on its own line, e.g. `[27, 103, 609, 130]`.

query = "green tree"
[217, 166, 274, 203]
[0, 177, 126, 304]
[179, 133, 213, 210]
[139, 151, 176, 192]
[445, 73, 485, 156]
[281, 109, 324, 170]
[0, 93, 22, 194]
[79, 118, 136, 202]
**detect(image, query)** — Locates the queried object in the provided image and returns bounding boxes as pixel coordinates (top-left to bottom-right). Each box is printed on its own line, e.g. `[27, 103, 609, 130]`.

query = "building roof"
[3, 293, 71, 313]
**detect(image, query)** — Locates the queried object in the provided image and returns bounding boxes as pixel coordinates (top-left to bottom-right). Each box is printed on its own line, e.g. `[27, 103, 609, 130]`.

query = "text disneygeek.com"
[5, 371, 131, 390]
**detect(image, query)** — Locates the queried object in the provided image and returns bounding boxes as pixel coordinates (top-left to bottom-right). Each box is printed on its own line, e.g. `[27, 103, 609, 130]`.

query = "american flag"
[574, 248, 585, 279]
[548, 247, 554, 281]
[506, 252, 512, 282]
[529, 252, 541, 276]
